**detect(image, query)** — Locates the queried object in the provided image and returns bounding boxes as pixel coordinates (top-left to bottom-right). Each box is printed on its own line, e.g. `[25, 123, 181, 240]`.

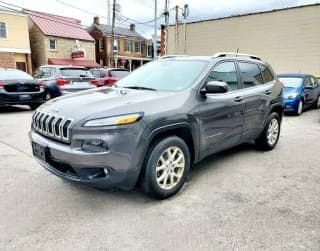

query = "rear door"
[237, 61, 275, 140]
[199, 61, 245, 158]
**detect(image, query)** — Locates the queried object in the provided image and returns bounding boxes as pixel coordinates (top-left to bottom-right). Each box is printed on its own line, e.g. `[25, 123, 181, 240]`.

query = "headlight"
[83, 113, 143, 127]
[287, 92, 299, 99]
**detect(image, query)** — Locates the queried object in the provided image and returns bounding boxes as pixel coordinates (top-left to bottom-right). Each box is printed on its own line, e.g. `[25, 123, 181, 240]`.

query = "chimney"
[130, 24, 135, 32]
[94, 16, 100, 25]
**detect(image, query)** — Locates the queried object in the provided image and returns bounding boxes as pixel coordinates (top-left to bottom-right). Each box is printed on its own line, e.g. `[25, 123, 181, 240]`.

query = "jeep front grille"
[32, 111, 73, 143]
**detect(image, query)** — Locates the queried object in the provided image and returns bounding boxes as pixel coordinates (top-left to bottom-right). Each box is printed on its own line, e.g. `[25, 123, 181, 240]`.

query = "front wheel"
[314, 96, 320, 109]
[141, 136, 190, 199]
[296, 100, 303, 115]
[255, 112, 281, 151]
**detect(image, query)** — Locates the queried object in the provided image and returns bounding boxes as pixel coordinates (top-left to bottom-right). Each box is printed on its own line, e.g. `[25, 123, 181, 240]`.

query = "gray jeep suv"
[30, 53, 283, 199]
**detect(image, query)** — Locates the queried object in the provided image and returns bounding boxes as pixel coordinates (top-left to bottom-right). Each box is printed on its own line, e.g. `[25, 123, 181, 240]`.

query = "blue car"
[278, 74, 320, 115]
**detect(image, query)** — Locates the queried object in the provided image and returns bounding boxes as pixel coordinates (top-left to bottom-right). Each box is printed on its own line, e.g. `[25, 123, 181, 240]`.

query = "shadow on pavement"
[0, 105, 32, 113]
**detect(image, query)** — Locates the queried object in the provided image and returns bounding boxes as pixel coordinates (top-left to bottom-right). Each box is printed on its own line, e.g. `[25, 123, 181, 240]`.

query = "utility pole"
[175, 5, 178, 54]
[107, 0, 111, 25]
[164, 0, 169, 55]
[153, 0, 158, 60]
[110, 0, 116, 67]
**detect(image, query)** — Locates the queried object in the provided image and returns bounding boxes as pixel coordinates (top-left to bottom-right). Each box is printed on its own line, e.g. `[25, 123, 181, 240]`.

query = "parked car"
[278, 73, 320, 115]
[33, 65, 96, 100]
[0, 69, 45, 110]
[89, 68, 130, 87]
[30, 53, 283, 199]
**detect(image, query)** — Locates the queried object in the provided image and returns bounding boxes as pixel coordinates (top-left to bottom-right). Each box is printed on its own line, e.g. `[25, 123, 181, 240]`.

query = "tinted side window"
[238, 62, 264, 88]
[206, 62, 238, 91]
[304, 77, 312, 87]
[261, 65, 274, 83]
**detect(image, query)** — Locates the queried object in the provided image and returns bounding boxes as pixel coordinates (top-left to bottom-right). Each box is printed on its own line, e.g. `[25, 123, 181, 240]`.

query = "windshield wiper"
[123, 86, 156, 91]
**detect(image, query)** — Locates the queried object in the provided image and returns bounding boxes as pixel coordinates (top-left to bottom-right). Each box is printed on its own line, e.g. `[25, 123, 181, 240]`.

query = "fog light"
[82, 139, 109, 153]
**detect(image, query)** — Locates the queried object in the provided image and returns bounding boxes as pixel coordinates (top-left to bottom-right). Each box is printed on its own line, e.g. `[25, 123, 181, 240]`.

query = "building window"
[135, 41, 142, 53]
[99, 39, 105, 51]
[49, 39, 57, 50]
[113, 39, 119, 52]
[147, 44, 152, 57]
[125, 40, 132, 52]
[0, 22, 7, 38]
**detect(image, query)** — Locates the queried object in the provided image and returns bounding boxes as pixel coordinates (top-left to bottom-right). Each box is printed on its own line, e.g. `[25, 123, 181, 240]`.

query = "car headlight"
[287, 92, 299, 99]
[83, 113, 143, 127]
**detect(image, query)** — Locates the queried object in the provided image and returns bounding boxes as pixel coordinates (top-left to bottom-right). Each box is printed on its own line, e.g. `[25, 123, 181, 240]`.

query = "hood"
[38, 87, 185, 120]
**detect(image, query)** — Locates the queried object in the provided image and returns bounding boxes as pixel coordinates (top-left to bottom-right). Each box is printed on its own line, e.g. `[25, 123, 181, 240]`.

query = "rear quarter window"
[238, 62, 264, 88]
[261, 65, 274, 83]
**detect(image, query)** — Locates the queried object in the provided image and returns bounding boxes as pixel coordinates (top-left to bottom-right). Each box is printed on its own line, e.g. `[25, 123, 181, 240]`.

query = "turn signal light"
[56, 78, 70, 86]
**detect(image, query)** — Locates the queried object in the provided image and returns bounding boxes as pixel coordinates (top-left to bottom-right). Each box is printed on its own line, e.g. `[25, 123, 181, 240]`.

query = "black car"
[0, 69, 45, 110]
[30, 53, 283, 199]
[33, 65, 97, 100]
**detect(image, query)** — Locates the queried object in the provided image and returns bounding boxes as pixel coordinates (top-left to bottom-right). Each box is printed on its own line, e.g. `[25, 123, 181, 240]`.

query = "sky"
[2, 0, 320, 37]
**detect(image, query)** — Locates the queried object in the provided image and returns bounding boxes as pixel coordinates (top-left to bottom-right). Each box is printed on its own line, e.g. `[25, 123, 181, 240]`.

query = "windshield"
[0, 70, 33, 80]
[116, 60, 209, 91]
[279, 77, 303, 88]
[60, 68, 93, 78]
[110, 70, 129, 78]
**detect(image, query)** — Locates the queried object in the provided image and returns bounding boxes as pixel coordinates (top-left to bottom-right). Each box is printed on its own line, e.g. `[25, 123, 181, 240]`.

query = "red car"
[90, 68, 130, 87]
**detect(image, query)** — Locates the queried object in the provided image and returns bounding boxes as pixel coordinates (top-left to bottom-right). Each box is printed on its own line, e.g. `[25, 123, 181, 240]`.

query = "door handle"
[234, 96, 242, 102]
[264, 90, 272, 95]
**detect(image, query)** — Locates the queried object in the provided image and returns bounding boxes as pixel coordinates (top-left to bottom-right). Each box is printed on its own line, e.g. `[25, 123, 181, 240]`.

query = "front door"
[199, 61, 245, 158]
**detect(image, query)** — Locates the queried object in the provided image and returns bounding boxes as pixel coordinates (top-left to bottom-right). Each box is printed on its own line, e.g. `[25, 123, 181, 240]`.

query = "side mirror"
[201, 81, 229, 94]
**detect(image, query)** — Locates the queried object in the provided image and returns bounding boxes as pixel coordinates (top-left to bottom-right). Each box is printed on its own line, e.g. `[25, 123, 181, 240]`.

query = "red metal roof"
[26, 10, 94, 41]
[48, 58, 99, 68]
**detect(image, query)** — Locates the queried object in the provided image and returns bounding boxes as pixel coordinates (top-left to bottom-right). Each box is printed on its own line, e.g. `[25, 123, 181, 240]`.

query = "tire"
[296, 100, 303, 115]
[141, 136, 190, 199]
[45, 92, 52, 101]
[255, 112, 281, 151]
[314, 96, 320, 109]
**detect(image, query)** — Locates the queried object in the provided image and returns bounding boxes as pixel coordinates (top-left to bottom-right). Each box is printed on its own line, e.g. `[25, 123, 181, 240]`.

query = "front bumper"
[29, 130, 141, 190]
[0, 90, 45, 105]
[283, 98, 299, 112]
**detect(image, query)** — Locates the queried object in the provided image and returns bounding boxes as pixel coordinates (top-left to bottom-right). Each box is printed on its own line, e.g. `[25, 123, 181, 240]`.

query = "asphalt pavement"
[0, 106, 319, 250]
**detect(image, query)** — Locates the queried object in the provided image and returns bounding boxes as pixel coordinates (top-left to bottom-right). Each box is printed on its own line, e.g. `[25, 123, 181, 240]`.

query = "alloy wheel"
[297, 100, 303, 115]
[267, 118, 279, 146]
[155, 146, 185, 190]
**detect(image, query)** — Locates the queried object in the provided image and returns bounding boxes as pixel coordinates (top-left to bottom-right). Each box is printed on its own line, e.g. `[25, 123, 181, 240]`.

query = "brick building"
[26, 10, 98, 69]
[166, 3, 320, 76]
[88, 17, 152, 71]
[0, 9, 32, 73]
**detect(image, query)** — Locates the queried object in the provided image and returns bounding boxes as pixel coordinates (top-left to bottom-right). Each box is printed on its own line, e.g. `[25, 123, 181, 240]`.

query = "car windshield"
[0, 70, 33, 80]
[279, 77, 303, 88]
[110, 70, 129, 78]
[115, 60, 209, 91]
[60, 68, 93, 78]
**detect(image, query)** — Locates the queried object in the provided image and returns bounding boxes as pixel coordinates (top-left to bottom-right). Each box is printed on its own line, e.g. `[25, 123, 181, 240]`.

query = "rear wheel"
[141, 136, 190, 199]
[255, 112, 281, 151]
[296, 100, 303, 115]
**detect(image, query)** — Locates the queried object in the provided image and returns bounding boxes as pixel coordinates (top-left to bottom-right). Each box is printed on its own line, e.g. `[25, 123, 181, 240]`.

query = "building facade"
[166, 3, 320, 76]
[89, 17, 152, 71]
[27, 10, 98, 69]
[0, 9, 32, 73]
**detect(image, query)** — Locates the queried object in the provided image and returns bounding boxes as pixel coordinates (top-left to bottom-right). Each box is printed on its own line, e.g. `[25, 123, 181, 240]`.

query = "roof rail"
[212, 52, 261, 61]
[158, 54, 189, 59]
